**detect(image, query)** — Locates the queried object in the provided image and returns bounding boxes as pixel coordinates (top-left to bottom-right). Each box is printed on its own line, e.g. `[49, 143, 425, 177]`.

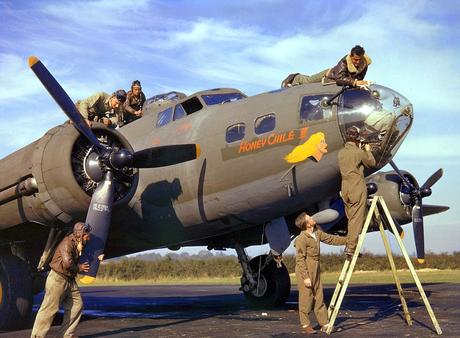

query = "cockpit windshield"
[338, 84, 413, 167]
[201, 92, 245, 105]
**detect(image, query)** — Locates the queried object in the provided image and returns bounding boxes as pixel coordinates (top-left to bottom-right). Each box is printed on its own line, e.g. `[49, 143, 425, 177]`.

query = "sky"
[0, 0, 459, 258]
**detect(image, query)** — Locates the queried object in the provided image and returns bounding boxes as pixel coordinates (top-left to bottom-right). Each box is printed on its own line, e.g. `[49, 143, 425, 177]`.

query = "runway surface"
[2, 283, 459, 337]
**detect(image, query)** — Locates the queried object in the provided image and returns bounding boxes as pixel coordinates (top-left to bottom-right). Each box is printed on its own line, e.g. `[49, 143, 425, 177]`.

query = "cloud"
[0, 54, 43, 101]
[41, 0, 151, 29]
[0, 105, 65, 159]
[1, 1, 459, 159]
[396, 134, 460, 159]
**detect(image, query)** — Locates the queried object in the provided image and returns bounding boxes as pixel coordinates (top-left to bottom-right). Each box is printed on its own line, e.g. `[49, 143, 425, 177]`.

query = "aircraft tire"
[243, 254, 291, 307]
[0, 254, 33, 330]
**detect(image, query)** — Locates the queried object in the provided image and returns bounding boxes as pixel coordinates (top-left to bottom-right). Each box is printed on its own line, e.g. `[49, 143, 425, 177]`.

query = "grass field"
[317, 269, 460, 285]
[80, 269, 460, 287]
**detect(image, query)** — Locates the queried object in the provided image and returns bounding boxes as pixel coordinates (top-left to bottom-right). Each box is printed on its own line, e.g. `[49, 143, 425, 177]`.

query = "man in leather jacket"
[122, 80, 146, 126]
[282, 45, 372, 88]
[31, 222, 91, 338]
[326, 45, 372, 87]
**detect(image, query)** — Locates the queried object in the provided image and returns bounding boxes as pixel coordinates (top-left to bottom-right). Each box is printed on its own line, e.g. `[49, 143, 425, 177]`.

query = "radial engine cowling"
[365, 170, 418, 225]
[0, 123, 138, 228]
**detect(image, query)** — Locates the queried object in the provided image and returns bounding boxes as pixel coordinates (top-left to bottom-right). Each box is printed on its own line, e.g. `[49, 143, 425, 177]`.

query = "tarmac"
[1, 282, 459, 337]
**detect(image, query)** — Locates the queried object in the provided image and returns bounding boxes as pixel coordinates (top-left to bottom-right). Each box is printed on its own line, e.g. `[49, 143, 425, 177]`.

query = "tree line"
[97, 251, 460, 281]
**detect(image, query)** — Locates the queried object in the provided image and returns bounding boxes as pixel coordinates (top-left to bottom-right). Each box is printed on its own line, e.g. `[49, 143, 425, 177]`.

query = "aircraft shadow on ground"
[27, 282, 441, 337]
[319, 283, 437, 334]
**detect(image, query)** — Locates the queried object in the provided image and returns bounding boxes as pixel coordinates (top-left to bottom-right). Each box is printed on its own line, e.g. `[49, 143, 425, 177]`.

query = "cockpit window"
[255, 113, 276, 135]
[174, 104, 186, 121]
[201, 93, 245, 105]
[156, 107, 173, 128]
[338, 85, 413, 167]
[300, 95, 333, 121]
[226, 123, 245, 143]
[182, 97, 203, 115]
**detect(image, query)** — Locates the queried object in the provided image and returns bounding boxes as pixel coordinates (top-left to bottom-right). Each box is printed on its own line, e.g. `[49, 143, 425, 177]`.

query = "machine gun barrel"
[0, 177, 38, 206]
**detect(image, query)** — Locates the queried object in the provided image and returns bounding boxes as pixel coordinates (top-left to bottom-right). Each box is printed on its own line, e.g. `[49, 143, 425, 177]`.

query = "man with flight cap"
[294, 212, 347, 334]
[122, 80, 146, 126]
[76, 90, 126, 128]
[31, 222, 92, 338]
[338, 125, 376, 257]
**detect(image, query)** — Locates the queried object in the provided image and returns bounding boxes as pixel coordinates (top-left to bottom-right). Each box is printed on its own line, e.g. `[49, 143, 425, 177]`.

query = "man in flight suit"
[76, 90, 126, 127]
[295, 212, 347, 334]
[122, 80, 146, 126]
[338, 126, 376, 256]
[31, 222, 91, 338]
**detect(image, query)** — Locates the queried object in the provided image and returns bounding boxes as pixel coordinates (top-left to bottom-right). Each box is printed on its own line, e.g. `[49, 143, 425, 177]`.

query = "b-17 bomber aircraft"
[0, 57, 448, 330]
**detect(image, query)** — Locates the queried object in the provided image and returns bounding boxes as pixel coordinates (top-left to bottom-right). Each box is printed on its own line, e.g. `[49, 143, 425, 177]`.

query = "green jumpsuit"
[75, 91, 120, 126]
[295, 229, 347, 327]
[338, 142, 376, 251]
[291, 69, 329, 86]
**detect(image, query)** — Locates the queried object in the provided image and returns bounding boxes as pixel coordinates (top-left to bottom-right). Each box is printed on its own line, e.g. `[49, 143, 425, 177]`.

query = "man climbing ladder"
[326, 196, 442, 335]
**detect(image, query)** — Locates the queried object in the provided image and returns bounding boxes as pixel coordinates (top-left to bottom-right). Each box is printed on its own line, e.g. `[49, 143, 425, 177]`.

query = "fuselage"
[0, 83, 413, 259]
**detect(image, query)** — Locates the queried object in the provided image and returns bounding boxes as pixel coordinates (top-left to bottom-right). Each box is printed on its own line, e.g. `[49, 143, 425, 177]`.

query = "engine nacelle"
[0, 123, 137, 229]
[366, 170, 419, 225]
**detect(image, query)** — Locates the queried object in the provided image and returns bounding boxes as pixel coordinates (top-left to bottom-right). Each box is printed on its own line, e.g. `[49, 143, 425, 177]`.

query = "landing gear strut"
[0, 254, 33, 330]
[235, 243, 291, 307]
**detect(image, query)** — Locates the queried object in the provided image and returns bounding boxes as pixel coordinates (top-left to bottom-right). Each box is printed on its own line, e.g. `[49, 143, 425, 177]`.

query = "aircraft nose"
[337, 84, 413, 168]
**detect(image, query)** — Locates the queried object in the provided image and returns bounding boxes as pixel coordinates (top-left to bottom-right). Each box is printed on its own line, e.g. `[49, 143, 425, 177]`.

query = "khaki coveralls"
[338, 142, 376, 251]
[295, 230, 347, 327]
[291, 69, 329, 86]
[75, 91, 120, 126]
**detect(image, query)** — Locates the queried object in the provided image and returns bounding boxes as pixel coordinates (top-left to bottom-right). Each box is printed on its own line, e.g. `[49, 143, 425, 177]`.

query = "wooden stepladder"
[326, 195, 442, 335]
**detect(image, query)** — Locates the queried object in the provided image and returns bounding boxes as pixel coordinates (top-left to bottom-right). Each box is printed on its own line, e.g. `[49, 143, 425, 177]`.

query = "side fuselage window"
[226, 123, 245, 143]
[300, 95, 332, 121]
[254, 113, 276, 135]
[156, 107, 173, 127]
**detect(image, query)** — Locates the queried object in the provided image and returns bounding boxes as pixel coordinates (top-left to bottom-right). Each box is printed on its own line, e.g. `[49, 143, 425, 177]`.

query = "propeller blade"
[132, 144, 201, 168]
[79, 171, 115, 284]
[376, 203, 404, 238]
[28, 56, 105, 153]
[421, 168, 443, 190]
[422, 204, 450, 216]
[389, 160, 415, 190]
[389, 216, 405, 238]
[394, 218, 405, 239]
[412, 200, 425, 263]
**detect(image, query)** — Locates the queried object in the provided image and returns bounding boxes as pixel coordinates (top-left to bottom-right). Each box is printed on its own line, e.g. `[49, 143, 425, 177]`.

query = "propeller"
[29, 56, 200, 283]
[28, 56, 106, 154]
[389, 160, 443, 263]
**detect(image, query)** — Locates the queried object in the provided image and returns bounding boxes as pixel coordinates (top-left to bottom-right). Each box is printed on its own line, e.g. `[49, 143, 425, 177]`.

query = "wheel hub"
[251, 274, 268, 297]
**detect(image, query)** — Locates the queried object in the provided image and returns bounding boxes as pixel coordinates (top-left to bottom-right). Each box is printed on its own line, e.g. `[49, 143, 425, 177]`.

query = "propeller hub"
[420, 187, 432, 198]
[84, 152, 104, 182]
[109, 149, 133, 170]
